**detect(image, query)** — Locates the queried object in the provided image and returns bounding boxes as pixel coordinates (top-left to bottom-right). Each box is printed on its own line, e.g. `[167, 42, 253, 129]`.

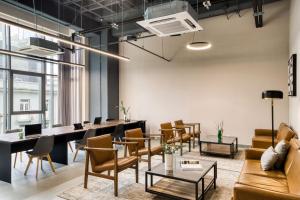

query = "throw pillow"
[261, 146, 279, 171]
[274, 140, 290, 169]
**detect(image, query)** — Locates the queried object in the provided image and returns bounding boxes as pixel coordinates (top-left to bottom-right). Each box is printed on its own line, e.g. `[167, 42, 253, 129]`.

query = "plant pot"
[165, 153, 173, 171]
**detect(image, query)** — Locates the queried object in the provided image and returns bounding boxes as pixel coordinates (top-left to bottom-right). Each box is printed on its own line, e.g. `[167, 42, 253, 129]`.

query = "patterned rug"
[58, 150, 244, 200]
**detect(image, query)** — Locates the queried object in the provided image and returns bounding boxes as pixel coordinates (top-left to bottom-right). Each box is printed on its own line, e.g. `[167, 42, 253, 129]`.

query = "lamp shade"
[262, 90, 283, 99]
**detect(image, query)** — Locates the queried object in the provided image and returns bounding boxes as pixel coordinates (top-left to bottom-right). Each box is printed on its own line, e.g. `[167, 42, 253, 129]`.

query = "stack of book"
[180, 160, 203, 171]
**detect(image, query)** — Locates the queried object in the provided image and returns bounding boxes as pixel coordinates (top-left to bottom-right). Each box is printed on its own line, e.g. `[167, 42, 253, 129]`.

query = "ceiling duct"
[137, 0, 203, 37]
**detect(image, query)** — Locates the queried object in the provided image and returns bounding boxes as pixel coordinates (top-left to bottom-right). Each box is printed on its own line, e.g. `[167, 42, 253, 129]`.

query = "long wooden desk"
[0, 120, 145, 184]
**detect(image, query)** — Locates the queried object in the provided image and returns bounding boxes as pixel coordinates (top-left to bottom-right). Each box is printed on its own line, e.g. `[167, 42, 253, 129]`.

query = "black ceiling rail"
[125, 41, 170, 62]
[253, 0, 263, 28]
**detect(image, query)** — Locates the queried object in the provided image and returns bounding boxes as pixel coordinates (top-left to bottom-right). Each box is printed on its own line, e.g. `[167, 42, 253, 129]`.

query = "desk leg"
[0, 142, 12, 183]
[50, 142, 68, 165]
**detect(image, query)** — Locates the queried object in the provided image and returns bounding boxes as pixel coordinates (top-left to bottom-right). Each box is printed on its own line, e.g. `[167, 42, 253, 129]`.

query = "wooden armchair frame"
[160, 127, 191, 156]
[84, 141, 139, 197]
[123, 133, 164, 170]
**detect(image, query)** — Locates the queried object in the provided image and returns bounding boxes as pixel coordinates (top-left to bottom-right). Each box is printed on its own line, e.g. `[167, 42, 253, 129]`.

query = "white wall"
[289, 0, 300, 133]
[120, 1, 289, 145]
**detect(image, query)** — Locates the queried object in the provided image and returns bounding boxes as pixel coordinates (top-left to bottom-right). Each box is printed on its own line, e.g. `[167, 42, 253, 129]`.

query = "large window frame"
[10, 70, 46, 115]
[0, 23, 60, 131]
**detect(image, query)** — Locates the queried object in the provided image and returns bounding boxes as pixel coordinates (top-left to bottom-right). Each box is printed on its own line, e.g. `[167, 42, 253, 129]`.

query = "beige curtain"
[58, 36, 85, 125]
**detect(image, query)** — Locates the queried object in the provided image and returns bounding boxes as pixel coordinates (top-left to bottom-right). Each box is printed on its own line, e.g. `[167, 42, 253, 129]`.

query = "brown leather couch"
[233, 139, 300, 200]
[252, 123, 296, 149]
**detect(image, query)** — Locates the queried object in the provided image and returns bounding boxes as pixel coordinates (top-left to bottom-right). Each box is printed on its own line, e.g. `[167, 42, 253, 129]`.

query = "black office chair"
[24, 135, 55, 179]
[111, 124, 124, 142]
[73, 129, 96, 162]
[5, 129, 23, 168]
[93, 117, 102, 125]
[24, 124, 42, 136]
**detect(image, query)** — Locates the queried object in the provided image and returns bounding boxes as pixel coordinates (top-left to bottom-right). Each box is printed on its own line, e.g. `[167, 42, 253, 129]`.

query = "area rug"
[58, 150, 244, 200]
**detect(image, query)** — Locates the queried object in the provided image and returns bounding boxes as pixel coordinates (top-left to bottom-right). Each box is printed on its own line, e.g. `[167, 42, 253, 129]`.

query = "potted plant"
[119, 101, 130, 122]
[163, 142, 181, 171]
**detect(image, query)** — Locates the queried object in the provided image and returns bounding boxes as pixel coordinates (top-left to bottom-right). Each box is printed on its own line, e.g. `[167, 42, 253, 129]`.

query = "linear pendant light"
[0, 48, 85, 68]
[0, 17, 130, 62]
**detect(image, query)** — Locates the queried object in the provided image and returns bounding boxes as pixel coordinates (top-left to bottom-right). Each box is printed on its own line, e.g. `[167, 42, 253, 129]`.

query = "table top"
[147, 157, 216, 183]
[0, 120, 140, 143]
[200, 134, 237, 144]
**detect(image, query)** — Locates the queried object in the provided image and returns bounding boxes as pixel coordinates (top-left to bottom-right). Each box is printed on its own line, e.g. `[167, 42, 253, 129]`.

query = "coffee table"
[145, 159, 217, 200]
[199, 135, 238, 158]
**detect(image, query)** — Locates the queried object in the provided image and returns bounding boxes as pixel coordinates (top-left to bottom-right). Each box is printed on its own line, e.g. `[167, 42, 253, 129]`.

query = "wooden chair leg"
[114, 171, 118, 197]
[148, 155, 151, 170]
[108, 170, 111, 176]
[180, 141, 183, 156]
[162, 153, 165, 163]
[73, 148, 79, 162]
[135, 161, 139, 183]
[84, 151, 89, 189]
[47, 154, 56, 173]
[24, 155, 33, 175]
[36, 157, 40, 179]
[13, 153, 18, 168]
[189, 140, 191, 152]
[68, 142, 74, 152]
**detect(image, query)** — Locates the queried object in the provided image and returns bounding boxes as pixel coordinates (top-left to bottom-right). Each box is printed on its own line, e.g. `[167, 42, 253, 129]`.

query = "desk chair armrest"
[113, 141, 138, 145]
[84, 147, 117, 152]
[159, 128, 181, 132]
[123, 137, 151, 141]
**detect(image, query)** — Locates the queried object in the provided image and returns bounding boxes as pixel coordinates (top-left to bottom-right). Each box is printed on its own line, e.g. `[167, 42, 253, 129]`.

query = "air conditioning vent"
[16, 37, 64, 57]
[137, 0, 203, 37]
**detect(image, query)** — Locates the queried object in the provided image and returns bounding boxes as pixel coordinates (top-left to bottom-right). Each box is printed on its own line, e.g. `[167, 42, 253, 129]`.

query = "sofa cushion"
[261, 147, 279, 171]
[237, 173, 289, 193]
[241, 160, 286, 179]
[277, 126, 295, 142]
[274, 140, 290, 169]
[252, 136, 278, 149]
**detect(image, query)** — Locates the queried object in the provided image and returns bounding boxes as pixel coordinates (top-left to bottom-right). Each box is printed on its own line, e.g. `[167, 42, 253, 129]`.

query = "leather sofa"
[252, 123, 296, 149]
[232, 139, 300, 200]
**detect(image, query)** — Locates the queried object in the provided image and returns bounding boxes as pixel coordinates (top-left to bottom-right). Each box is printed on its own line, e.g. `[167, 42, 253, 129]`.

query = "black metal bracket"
[125, 41, 170, 62]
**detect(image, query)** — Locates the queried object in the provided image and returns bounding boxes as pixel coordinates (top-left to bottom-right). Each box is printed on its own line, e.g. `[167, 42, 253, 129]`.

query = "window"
[12, 72, 44, 114]
[19, 99, 30, 111]
[0, 24, 85, 132]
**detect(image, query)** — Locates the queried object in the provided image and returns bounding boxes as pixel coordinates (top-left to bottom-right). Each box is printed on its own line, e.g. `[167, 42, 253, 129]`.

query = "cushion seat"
[93, 156, 138, 173]
[132, 146, 163, 156]
[252, 136, 278, 149]
[166, 134, 190, 143]
[237, 173, 289, 194]
[241, 160, 286, 179]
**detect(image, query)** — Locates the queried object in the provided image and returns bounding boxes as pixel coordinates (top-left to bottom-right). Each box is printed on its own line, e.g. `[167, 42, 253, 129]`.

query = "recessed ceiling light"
[186, 42, 212, 51]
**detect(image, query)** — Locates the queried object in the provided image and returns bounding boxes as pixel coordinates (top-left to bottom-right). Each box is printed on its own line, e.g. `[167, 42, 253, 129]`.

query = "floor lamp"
[262, 90, 283, 147]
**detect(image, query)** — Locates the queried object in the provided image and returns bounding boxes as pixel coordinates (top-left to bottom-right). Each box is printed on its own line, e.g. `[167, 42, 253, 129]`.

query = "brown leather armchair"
[124, 128, 164, 170]
[84, 134, 139, 197]
[160, 122, 191, 156]
[174, 120, 201, 148]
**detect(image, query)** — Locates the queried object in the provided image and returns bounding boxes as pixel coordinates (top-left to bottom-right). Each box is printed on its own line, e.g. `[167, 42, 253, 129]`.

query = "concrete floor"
[0, 144, 93, 200]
